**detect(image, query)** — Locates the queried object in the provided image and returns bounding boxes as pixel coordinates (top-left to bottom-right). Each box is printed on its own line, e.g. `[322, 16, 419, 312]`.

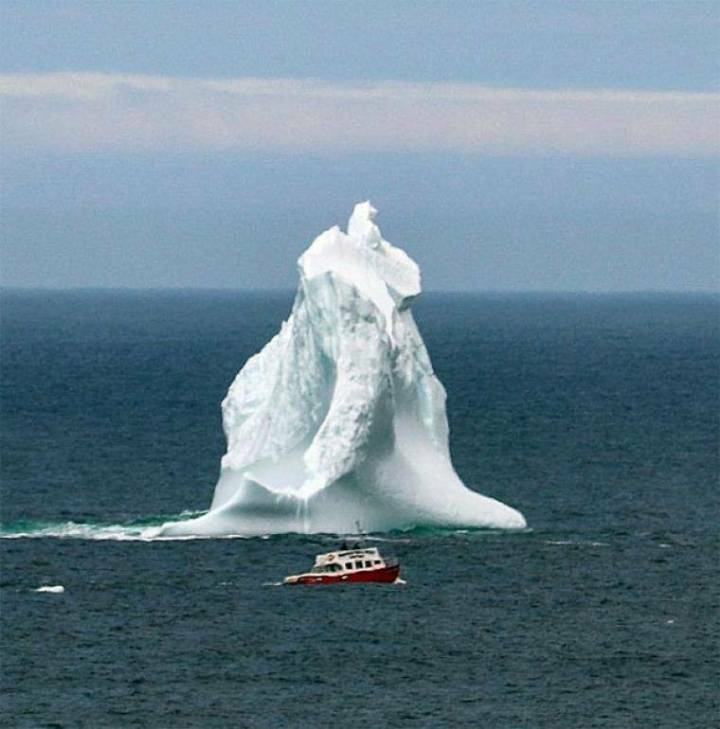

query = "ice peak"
[349, 200, 377, 226]
[348, 200, 381, 248]
[298, 202, 422, 341]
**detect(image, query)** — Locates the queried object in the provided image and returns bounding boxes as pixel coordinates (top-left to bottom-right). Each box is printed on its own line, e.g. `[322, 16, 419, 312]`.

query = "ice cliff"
[161, 203, 526, 536]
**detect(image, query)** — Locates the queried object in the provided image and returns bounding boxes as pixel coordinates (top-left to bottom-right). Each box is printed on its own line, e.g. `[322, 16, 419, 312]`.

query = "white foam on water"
[35, 585, 64, 593]
[1, 522, 155, 541]
[0, 513, 253, 541]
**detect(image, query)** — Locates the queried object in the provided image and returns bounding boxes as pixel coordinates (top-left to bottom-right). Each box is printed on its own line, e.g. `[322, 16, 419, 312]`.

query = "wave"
[0, 515, 527, 542]
[0, 512, 209, 541]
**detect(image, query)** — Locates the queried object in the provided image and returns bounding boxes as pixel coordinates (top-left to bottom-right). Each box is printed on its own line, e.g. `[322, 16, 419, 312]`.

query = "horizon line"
[2, 285, 718, 297]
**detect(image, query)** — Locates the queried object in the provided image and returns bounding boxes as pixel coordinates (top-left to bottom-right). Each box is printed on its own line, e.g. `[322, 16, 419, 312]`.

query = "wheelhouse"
[311, 547, 391, 574]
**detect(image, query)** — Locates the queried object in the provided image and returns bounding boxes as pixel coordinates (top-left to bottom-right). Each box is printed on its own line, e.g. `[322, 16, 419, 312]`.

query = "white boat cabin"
[309, 547, 387, 574]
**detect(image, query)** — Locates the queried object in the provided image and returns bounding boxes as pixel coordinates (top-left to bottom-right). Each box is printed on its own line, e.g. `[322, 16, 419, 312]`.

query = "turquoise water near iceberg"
[1, 291, 718, 727]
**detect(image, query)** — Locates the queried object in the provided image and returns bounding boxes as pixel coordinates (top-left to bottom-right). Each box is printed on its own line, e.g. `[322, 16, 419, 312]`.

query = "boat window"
[374, 560, 381, 565]
[355, 561, 363, 569]
[365, 561, 372, 568]
[345, 563, 353, 570]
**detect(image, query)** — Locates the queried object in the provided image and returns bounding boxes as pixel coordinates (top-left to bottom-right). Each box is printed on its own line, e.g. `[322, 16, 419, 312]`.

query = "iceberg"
[161, 202, 526, 536]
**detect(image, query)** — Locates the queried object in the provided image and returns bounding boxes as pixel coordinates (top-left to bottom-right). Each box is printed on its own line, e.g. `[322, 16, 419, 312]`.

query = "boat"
[283, 544, 400, 585]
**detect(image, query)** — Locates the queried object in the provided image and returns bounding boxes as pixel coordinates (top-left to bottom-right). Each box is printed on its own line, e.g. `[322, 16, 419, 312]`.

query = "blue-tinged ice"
[161, 203, 525, 536]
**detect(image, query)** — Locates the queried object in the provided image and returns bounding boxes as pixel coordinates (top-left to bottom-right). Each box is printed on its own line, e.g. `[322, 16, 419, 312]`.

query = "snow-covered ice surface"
[161, 203, 525, 537]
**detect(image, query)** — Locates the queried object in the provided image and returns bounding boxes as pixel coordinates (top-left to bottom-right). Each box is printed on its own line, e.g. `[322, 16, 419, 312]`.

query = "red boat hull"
[289, 564, 400, 585]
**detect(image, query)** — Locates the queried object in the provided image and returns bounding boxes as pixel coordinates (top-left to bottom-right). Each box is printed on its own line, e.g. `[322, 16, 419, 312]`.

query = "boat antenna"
[355, 520, 367, 546]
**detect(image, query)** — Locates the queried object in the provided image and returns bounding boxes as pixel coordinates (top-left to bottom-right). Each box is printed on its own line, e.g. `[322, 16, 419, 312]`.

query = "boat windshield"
[311, 563, 342, 573]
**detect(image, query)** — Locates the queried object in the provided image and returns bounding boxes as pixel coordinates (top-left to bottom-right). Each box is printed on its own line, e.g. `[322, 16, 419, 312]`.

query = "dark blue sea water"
[1, 291, 718, 728]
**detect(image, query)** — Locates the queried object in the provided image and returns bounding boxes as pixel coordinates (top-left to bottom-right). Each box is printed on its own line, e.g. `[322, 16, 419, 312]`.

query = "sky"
[1, 1, 718, 292]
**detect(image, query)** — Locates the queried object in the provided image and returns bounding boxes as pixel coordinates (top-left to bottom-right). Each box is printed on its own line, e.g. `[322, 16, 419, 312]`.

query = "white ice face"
[161, 202, 526, 536]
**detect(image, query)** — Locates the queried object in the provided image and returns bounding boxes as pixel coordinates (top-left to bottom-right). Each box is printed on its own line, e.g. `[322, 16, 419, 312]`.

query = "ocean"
[1, 290, 718, 728]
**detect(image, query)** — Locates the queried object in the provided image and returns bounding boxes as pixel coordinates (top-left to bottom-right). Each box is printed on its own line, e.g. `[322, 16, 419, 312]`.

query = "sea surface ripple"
[1, 291, 717, 728]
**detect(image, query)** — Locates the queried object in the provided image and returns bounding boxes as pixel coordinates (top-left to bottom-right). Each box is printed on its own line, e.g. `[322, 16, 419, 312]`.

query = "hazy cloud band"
[1, 73, 717, 156]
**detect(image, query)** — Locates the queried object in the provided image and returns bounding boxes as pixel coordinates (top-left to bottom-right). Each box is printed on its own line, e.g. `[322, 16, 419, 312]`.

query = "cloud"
[1, 72, 717, 156]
